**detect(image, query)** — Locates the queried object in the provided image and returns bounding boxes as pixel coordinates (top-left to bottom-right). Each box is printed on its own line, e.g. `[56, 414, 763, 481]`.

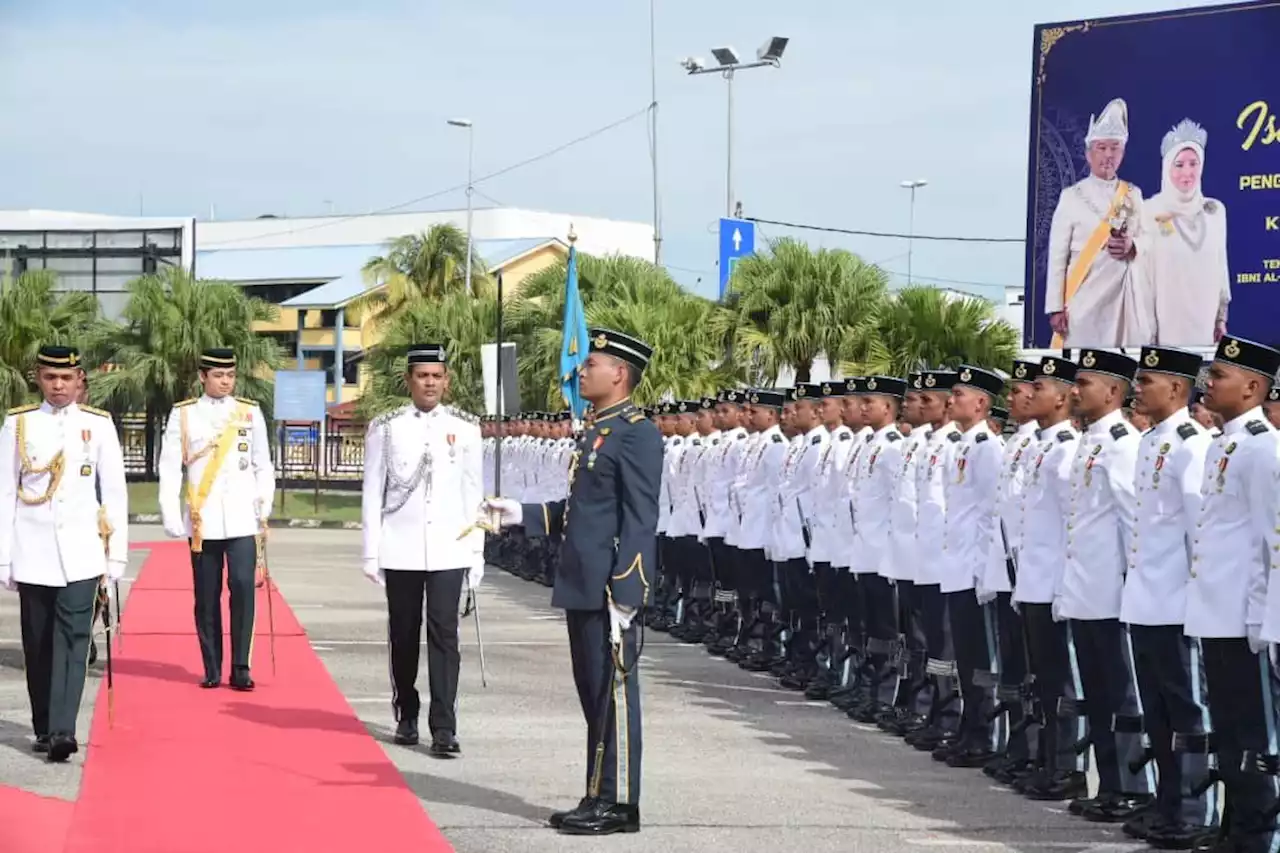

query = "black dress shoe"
[558, 800, 640, 835]
[200, 677, 220, 689]
[229, 672, 255, 692]
[32, 735, 50, 754]
[394, 719, 419, 746]
[1082, 793, 1154, 823]
[47, 733, 78, 763]
[429, 731, 461, 758]
[548, 797, 596, 829]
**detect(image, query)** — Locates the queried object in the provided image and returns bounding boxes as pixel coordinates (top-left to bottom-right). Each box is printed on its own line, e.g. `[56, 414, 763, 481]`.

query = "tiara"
[1160, 118, 1208, 158]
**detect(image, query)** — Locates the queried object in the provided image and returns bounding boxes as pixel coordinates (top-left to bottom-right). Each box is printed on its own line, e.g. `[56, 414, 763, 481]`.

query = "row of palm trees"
[0, 224, 1020, 434]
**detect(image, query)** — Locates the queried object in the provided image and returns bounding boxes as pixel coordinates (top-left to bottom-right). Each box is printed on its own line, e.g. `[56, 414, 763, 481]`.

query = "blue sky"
[0, 0, 1221, 300]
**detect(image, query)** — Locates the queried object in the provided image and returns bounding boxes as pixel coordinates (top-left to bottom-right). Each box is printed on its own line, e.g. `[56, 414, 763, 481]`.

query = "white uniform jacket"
[0, 402, 128, 586]
[361, 403, 484, 573]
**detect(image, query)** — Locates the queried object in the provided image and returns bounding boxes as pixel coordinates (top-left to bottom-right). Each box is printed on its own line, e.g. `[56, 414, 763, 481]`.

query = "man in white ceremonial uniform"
[1054, 349, 1154, 822]
[713, 392, 754, 656]
[701, 391, 748, 654]
[651, 402, 687, 631]
[879, 374, 934, 732]
[845, 376, 907, 725]
[1192, 337, 1280, 853]
[903, 371, 964, 749]
[936, 366, 1005, 769]
[773, 384, 827, 684]
[978, 360, 1041, 783]
[1122, 345, 1218, 847]
[674, 399, 718, 642]
[665, 401, 707, 638]
[0, 345, 127, 763]
[796, 381, 855, 697]
[1264, 383, 1280, 429]
[1009, 358, 1086, 801]
[360, 344, 483, 757]
[733, 391, 790, 670]
[1045, 97, 1148, 348]
[159, 347, 274, 692]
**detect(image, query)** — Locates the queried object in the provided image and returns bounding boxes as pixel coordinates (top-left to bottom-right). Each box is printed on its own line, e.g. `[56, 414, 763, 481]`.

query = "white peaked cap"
[1086, 97, 1129, 145]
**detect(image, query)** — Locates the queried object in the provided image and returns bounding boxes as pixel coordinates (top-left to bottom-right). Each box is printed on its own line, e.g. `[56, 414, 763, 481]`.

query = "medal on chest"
[1084, 444, 1101, 488]
[1033, 452, 1046, 483]
[1217, 441, 1237, 491]
[447, 433, 456, 459]
[956, 445, 970, 484]
[587, 432, 606, 471]
[868, 447, 880, 473]
[1152, 441, 1170, 486]
[80, 429, 92, 477]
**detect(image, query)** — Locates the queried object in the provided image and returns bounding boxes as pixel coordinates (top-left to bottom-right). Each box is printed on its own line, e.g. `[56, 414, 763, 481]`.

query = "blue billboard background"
[1023, 0, 1280, 349]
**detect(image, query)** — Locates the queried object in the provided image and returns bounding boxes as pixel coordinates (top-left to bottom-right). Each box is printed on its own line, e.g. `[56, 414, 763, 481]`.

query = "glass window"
[46, 232, 94, 250]
[45, 256, 94, 274]
[141, 229, 179, 250]
[95, 256, 146, 274]
[96, 292, 131, 322]
[53, 272, 95, 291]
[0, 233, 40, 251]
[95, 271, 136, 292]
[94, 231, 145, 249]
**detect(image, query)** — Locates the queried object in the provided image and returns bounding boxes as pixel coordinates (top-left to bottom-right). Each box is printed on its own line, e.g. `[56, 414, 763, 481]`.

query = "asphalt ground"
[0, 526, 1143, 853]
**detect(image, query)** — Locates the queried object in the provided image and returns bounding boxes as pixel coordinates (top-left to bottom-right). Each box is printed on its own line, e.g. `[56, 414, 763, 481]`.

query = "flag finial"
[567, 223, 577, 244]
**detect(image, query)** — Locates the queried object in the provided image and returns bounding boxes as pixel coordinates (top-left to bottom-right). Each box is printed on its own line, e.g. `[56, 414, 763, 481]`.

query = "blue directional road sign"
[718, 217, 755, 299]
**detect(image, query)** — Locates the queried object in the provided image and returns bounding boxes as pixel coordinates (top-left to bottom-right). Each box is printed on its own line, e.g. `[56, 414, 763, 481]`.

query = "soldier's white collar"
[201, 393, 235, 407]
[1222, 406, 1267, 436]
[39, 400, 77, 416]
[1085, 408, 1125, 436]
[1149, 407, 1192, 435]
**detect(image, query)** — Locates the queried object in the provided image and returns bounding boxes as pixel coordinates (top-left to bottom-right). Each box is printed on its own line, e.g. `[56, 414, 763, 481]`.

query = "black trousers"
[1201, 638, 1280, 851]
[567, 609, 642, 805]
[707, 537, 734, 592]
[1070, 618, 1152, 796]
[20, 578, 99, 738]
[1130, 625, 1216, 828]
[656, 536, 680, 614]
[779, 558, 817, 618]
[737, 548, 769, 603]
[947, 591, 994, 747]
[994, 593, 1029, 760]
[190, 535, 256, 681]
[1022, 603, 1081, 773]
[385, 568, 466, 735]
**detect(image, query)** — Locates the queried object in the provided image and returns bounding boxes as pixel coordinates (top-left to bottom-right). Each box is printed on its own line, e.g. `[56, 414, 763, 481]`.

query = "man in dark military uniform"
[485, 327, 662, 836]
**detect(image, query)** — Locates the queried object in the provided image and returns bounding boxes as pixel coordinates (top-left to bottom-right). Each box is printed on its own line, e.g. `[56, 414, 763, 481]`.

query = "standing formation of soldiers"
[490, 336, 1280, 853]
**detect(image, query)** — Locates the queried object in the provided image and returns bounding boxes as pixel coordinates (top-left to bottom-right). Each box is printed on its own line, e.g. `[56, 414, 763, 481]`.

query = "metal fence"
[121, 415, 368, 488]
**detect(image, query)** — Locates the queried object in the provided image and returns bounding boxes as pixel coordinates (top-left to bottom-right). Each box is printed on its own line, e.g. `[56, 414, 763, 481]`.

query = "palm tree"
[866, 286, 1019, 376]
[728, 238, 889, 384]
[92, 267, 284, 474]
[505, 253, 736, 407]
[351, 224, 491, 327]
[357, 289, 498, 418]
[0, 270, 111, 414]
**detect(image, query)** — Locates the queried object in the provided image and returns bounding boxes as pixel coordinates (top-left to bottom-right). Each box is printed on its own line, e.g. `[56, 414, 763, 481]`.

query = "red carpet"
[0, 787, 73, 853]
[56, 540, 452, 853]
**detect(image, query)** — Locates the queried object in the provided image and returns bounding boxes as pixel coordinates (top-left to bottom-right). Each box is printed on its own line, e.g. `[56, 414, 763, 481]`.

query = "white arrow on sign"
[732, 228, 742, 251]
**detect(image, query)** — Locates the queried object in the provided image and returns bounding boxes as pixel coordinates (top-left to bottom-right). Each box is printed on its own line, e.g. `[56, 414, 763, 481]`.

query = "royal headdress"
[1159, 118, 1208, 158]
[1085, 98, 1129, 145]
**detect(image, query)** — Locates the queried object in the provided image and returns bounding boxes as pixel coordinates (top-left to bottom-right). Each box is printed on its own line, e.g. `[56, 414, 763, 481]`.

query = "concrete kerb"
[128, 513, 363, 530]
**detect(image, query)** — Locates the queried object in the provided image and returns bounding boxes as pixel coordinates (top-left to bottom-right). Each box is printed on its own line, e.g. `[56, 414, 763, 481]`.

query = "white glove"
[1248, 624, 1266, 655]
[975, 585, 997, 606]
[480, 498, 522, 528]
[467, 563, 484, 592]
[362, 559, 385, 587]
[163, 519, 186, 539]
[608, 602, 635, 646]
[107, 560, 126, 581]
[1051, 598, 1065, 623]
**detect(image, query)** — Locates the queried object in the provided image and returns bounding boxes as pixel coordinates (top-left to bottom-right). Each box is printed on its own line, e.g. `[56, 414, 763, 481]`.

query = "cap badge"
[593, 333, 609, 350]
[959, 368, 973, 382]
[1014, 365, 1027, 378]
[1144, 351, 1160, 367]
[1224, 340, 1241, 358]
[822, 384, 831, 395]
[924, 374, 936, 387]
[1043, 361, 1057, 375]
[1082, 352, 1096, 368]
[797, 386, 806, 397]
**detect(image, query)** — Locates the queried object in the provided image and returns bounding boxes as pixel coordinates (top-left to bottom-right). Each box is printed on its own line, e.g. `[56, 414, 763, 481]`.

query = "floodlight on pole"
[900, 179, 928, 285]
[449, 119, 476, 295]
[682, 36, 789, 218]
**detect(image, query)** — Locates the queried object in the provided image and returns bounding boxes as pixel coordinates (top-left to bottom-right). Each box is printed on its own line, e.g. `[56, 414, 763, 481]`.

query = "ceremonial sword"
[96, 508, 116, 728]
[257, 522, 277, 677]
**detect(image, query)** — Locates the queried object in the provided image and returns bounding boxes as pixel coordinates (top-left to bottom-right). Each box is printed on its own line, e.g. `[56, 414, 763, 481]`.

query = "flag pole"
[494, 271, 504, 498]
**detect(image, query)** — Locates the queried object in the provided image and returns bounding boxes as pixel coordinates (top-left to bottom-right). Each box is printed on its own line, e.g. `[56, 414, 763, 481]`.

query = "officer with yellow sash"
[0, 345, 128, 762]
[158, 348, 275, 690]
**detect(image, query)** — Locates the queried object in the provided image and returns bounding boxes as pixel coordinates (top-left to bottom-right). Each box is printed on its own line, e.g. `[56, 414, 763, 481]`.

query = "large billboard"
[1023, 0, 1280, 350]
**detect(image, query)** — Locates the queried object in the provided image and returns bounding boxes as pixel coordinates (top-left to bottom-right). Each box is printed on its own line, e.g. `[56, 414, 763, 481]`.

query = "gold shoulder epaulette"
[626, 412, 644, 423]
[235, 396, 260, 407]
[173, 398, 197, 408]
[80, 405, 111, 418]
[6, 404, 38, 416]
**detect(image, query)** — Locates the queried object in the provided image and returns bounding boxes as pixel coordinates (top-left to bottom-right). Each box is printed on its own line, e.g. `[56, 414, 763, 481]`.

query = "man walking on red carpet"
[361, 344, 484, 758]
[0, 345, 128, 763]
[158, 348, 274, 691]
[485, 328, 663, 836]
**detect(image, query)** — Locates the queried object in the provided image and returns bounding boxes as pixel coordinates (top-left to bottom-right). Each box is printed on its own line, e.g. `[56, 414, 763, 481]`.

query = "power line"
[747, 216, 1024, 244]
[202, 106, 653, 248]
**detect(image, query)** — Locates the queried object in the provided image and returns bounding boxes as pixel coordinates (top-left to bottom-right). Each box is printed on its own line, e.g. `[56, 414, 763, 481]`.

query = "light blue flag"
[559, 245, 590, 418]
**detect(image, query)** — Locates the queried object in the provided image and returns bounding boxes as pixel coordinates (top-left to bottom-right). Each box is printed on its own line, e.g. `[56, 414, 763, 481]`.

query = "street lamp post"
[682, 37, 788, 218]
[900, 179, 927, 285]
[448, 118, 476, 296]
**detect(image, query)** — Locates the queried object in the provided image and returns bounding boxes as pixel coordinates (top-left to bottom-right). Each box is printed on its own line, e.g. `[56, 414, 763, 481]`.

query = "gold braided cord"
[14, 415, 64, 506]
